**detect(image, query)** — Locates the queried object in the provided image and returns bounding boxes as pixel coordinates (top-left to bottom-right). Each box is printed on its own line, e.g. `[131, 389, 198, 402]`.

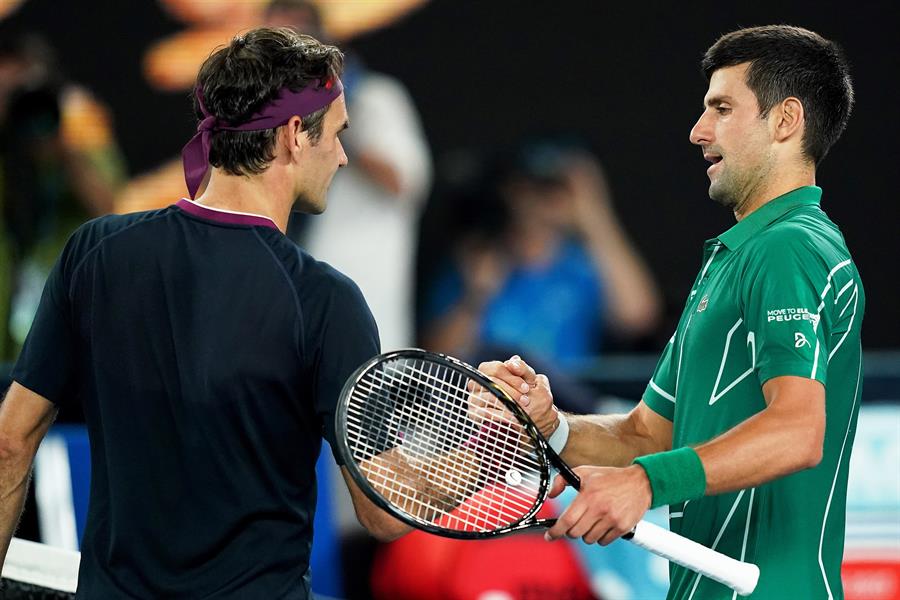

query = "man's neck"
[733, 167, 816, 222]
[194, 168, 293, 233]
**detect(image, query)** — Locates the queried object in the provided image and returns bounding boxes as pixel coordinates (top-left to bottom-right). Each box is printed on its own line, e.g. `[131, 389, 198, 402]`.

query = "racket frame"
[336, 349, 575, 539]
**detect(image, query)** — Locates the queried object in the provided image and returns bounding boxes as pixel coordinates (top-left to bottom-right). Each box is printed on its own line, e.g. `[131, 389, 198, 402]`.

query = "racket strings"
[349, 368, 490, 512]
[354, 364, 520, 514]
[356, 362, 541, 471]
[368, 360, 543, 476]
[359, 364, 483, 464]
[386, 360, 544, 528]
[359, 448, 478, 521]
[381, 361, 544, 471]
[344, 358, 545, 532]
[345, 414, 486, 513]
[348, 412, 539, 530]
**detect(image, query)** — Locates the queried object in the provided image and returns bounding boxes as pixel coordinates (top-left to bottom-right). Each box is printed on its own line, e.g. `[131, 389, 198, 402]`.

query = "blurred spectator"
[265, 0, 432, 351]
[0, 34, 125, 362]
[421, 142, 662, 371]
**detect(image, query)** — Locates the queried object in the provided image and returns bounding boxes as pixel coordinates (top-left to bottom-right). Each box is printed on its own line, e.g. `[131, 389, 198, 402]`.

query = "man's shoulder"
[303, 252, 368, 301]
[64, 207, 175, 264]
[75, 207, 173, 244]
[737, 210, 860, 297]
[286, 249, 377, 339]
[259, 235, 369, 308]
[749, 210, 846, 262]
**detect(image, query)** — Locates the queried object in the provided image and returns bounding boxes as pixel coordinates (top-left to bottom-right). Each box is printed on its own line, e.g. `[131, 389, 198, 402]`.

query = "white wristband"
[546, 410, 569, 454]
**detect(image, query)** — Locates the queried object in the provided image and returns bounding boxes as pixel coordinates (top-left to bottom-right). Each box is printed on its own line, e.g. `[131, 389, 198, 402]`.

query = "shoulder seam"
[69, 211, 175, 295]
[251, 229, 304, 362]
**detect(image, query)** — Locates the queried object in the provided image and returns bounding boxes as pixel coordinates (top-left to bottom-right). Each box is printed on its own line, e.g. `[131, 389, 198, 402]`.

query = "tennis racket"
[336, 349, 759, 596]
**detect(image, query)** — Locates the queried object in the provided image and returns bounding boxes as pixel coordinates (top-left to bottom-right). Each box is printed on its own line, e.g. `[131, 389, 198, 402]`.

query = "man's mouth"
[704, 152, 723, 176]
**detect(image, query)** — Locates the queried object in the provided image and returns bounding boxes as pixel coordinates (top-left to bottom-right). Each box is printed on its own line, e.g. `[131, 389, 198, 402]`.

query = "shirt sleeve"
[311, 272, 381, 465]
[642, 332, 677, 421]
[10, 235, 80, 406]
[742, 231, 831, 387]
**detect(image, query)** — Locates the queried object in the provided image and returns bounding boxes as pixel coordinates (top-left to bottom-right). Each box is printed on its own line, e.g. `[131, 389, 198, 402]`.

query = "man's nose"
[689, 111, 713, 146]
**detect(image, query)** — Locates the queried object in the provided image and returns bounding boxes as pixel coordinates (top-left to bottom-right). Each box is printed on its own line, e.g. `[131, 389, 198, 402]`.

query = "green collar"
[717, 186, 822, 250]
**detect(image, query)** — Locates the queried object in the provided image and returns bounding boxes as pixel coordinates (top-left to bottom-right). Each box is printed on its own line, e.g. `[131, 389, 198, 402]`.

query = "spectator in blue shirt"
[422, 143, 662, 371]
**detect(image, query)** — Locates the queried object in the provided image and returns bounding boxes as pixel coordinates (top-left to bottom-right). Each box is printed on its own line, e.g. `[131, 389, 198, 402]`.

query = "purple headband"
[181, 78, 343, 198]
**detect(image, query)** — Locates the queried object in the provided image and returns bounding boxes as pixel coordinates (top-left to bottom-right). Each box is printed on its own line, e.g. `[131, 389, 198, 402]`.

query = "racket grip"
[3, 537, 81, 593]
[625, 520, 759, 596]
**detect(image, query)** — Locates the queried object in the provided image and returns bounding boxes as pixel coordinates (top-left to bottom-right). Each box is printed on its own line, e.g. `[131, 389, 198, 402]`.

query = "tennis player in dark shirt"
[0, 27, 408, 598]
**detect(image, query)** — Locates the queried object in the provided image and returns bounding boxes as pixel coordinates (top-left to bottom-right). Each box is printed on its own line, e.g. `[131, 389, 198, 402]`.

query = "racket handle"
[624, 520, 760, 596]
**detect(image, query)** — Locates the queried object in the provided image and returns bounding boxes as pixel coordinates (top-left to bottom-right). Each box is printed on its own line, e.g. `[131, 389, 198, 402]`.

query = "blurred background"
[1, 0, 897, 599]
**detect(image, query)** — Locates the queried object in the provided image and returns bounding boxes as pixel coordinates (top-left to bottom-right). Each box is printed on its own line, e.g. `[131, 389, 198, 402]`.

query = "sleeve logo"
[767, 307, 818, 326]
[794, 332, 812, 348]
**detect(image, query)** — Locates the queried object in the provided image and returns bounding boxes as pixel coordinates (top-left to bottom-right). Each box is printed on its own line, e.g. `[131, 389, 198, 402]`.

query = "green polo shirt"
[643, 186, 865, 599]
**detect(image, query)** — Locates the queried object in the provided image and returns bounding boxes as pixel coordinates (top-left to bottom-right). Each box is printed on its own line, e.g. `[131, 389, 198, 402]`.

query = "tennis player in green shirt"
[481, 25, 862, 599]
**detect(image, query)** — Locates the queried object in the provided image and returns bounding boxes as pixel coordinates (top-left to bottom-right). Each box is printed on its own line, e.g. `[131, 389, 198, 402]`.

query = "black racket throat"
[553, 456, 581, 491]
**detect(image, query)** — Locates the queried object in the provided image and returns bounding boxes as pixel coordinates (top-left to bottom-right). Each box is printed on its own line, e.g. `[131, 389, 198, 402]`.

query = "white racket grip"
[2, 537, 81, 593]
[627, 520, 760, 596]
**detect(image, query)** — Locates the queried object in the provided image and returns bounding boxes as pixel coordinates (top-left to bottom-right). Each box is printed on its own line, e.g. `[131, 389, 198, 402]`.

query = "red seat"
[371, 499, 596, 600]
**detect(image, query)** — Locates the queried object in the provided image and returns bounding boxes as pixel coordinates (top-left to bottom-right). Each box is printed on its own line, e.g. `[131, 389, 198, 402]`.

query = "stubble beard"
[708, 152, 774, 214]
[709, 167, 747, 210]
[708, 166, 741, 210]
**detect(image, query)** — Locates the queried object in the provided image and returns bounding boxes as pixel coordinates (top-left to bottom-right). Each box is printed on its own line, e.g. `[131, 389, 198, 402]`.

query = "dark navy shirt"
[12, 199, 380, 599]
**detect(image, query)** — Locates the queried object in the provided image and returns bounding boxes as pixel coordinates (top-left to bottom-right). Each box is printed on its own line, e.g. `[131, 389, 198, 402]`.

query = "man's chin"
[708, 182, 737, 209]
[293, 194, 326, 215]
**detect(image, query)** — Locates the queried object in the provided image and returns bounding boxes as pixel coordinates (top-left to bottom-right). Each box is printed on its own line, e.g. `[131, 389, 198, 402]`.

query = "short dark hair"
[195, 27, 343, 177]
[701, 25, 853, 165]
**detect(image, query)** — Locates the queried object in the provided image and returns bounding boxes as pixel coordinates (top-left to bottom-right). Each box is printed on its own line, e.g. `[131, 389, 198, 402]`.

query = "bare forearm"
[354, 504, 411, 543]
[341, 467, 411, 543]
[0, 455, 33, 566]
[561, 412, 667, 468]
[0, 383, 59, 564]
[696, 402, 823, 495]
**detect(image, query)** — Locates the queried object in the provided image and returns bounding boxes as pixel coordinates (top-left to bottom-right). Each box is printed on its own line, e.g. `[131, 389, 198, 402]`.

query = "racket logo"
[504, 468, 523, 487]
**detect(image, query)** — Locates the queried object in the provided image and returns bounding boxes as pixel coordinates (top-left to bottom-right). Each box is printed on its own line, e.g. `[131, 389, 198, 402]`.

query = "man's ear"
[771, 96, 805, 144]
[283, 115, 305, 159]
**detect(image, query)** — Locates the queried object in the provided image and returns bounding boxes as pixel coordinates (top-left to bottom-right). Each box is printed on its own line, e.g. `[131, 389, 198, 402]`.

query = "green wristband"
[633, 447, 707, 509]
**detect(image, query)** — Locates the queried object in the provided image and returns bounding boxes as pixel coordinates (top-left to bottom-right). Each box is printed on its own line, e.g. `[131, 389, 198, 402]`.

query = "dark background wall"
[3, 0, 898, 347]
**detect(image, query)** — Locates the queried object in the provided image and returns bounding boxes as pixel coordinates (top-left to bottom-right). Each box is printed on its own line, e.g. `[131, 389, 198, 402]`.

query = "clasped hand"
[477, 355, 558, 437]
[478, 355, 653, 545]
[545, 464, 652, 545]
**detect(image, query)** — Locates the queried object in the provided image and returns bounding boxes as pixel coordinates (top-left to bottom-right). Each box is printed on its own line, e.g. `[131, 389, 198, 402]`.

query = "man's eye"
[716, 106, 731, 115]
